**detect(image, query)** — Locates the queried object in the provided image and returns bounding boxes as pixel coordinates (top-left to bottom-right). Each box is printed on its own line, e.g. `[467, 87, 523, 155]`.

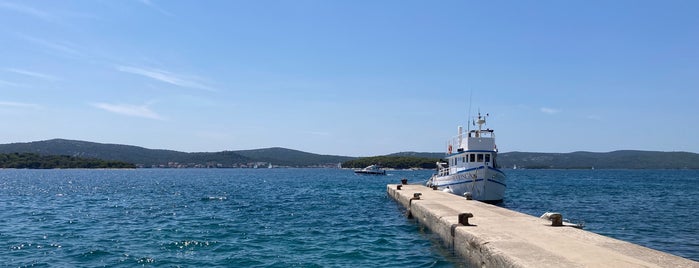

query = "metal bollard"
[541, 212, 563, 226]
[459, 213, 474, 226]
[432, 185, 438, 190]
[401, 178, 408, 185]
[396, 184, 402, 190]
[463, 192, 473, 200]
[412, 193, 422, 199]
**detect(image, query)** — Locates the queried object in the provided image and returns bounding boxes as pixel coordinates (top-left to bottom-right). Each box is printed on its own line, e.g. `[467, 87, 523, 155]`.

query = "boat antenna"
[467, 90, 473, 132]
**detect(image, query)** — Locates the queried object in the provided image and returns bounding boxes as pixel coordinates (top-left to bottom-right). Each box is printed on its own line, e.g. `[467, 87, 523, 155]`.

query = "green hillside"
[0, 139, 349, 168]
[342, 156, 441, 169]
[0, 139, 196, 166]
[1, 139, 697, 169]
[0, 153, 135, 169]
[498, 150, 699, 169]
[235, 147, 353, 167]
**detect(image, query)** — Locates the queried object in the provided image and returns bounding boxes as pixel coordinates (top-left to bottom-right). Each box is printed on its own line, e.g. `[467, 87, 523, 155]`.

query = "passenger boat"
[354, 164, 386, 175]
[426, 113, 506, 203]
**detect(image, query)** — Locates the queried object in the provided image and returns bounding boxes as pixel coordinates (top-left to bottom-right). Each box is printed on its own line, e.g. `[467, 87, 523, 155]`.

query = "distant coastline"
[1, 139, 698, 170]
[0, 152, 135, 169]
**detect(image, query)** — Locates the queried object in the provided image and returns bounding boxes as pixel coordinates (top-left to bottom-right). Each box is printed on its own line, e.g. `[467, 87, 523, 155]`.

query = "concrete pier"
[388, 184, 698, 268]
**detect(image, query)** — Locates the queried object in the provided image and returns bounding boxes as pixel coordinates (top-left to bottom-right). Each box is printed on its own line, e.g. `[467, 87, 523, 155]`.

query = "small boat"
[426, 112, 506, 203]
[354, 164, 386, 175]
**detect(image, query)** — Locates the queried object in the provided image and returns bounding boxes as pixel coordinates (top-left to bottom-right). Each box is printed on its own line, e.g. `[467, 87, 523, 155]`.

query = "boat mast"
[467, 91, 473, 133]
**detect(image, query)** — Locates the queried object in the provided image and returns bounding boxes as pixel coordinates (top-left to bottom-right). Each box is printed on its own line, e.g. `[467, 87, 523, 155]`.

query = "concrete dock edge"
[387, 184, 698, 268]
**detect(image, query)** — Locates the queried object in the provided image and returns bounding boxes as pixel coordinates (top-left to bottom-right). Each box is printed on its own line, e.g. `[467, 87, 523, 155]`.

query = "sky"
[1, 1, 697, 156]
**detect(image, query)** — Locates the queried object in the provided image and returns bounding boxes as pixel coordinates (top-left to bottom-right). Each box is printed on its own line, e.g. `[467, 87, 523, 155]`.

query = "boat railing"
[438, 167, 449, 176]
[436, 162, 450, 176]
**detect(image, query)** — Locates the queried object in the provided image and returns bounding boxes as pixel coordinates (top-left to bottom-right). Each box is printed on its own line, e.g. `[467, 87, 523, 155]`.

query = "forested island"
[341, 156, 440, 169]
[0, 153, 135, 169]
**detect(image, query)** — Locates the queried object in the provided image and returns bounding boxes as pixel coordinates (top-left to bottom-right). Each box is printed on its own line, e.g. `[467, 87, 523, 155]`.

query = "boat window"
[485, 154, 491, 163]
[477, 154, 484, 162]
[462, 157, 465, 163]
[469, 154, 475, 162]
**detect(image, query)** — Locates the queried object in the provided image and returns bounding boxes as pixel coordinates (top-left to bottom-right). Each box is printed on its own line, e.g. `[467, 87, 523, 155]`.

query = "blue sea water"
[0, 169, 697, 267]
[0, 169, 463, 267]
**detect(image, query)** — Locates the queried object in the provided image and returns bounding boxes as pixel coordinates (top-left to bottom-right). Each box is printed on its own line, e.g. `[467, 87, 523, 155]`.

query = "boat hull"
[428, 166, 506, 203]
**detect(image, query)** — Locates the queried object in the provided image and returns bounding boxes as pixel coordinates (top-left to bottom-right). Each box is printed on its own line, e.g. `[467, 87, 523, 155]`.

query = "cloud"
[0, 79, 26, 88]
[19, 35, 84, 58]
[116, 65, 215, 91]
[90, 102, 165, 120]
[5, 68, 59, 81]
[0, 2, 53, 22]
[540, 107, 560, 115]
[0, 101, 41, 109]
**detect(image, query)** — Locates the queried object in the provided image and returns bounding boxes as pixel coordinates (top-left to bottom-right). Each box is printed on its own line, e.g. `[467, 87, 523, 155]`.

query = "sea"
[0, 169, 696, 267]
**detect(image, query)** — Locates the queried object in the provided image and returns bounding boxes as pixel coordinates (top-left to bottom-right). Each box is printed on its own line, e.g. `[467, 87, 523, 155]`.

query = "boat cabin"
[439, 114, 499, 176]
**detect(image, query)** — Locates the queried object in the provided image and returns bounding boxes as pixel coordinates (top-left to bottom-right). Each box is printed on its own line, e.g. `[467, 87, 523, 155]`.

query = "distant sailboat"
[268, 162, 273, 169]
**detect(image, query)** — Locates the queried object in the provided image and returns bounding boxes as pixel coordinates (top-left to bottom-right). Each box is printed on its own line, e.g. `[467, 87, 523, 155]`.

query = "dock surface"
[388, 184, 698, 268]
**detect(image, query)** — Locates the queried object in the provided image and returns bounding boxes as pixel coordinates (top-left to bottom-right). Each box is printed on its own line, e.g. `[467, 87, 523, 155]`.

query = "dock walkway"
[387, 184, 698, 268]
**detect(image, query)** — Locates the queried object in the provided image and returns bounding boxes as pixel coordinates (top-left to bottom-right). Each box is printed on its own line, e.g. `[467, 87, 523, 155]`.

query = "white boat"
[354, 164, 386, 175]
[426, 113, 506, 203]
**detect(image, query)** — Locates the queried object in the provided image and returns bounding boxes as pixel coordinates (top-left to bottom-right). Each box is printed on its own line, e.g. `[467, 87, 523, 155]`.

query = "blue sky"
[1, 1, 697, 156]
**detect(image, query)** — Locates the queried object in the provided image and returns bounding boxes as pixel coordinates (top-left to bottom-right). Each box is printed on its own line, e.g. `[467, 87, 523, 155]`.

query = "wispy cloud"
[116, 65, 215, 91]
[0, 101, 41, 109]
[0, 79, 26, 88]
[90, 102, 165, 120]
[0, 2, 54, 22]
[5, 68, 59, 81]
[138, 0, 173, 16]
[20, 35, 84, 58]
[540, 107, 560, 115]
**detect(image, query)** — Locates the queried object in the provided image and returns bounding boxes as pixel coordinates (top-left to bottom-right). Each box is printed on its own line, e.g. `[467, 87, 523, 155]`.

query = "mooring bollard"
[459, 212, 474, 226]
[407, 192, 422, 219]
[432, 185, 438, 190]
[396, 184, 402, 190]
[463, 192, 473, 200]
[409, 192, 422, 206]
[540, 212, 563, 226]
[401, 178, 408, 185]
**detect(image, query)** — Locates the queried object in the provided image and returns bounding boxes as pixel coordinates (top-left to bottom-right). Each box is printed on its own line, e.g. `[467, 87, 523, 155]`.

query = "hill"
[0, 139, 351, 168]
[497, 150, 699, 169]
[348, 150, 699, 169]
[235, 147, 353, 167]
[1, 139, 697, 169]
[387, 151, 445, 159]
[0, 152, 135, 169]
[342, 155, 441, 169]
